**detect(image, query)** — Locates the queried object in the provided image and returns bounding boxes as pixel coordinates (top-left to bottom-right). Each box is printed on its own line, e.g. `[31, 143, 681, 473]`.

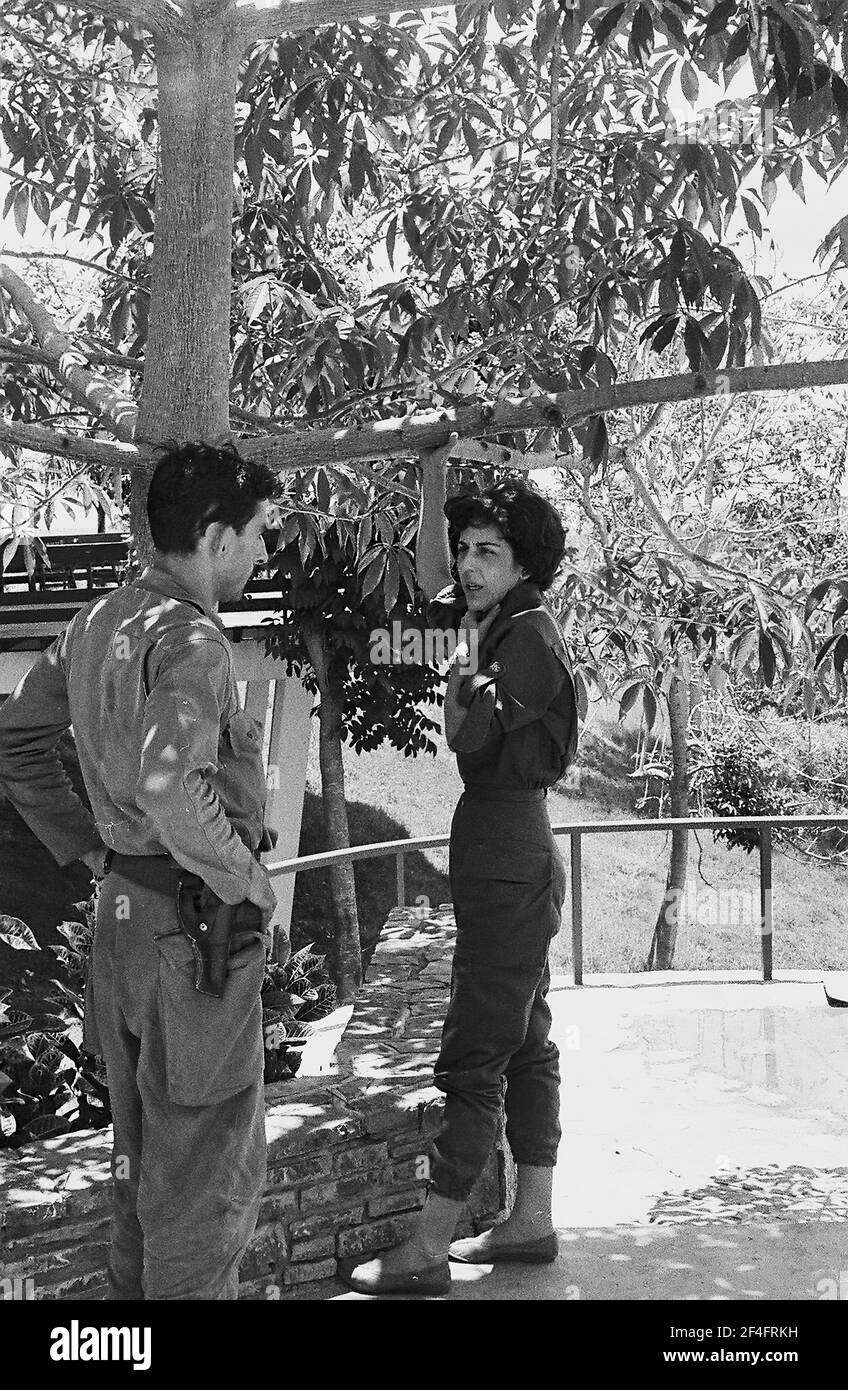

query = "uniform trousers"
[85, 853, 267, 1300]
[430, 788, 567, 1202]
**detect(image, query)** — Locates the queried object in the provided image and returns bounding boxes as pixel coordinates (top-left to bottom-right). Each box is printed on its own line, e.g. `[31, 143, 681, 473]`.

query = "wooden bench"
[0, 534, 130, 595]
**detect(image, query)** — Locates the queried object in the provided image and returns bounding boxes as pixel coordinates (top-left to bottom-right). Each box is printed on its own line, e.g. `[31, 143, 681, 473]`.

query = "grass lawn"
[298, 706, 848, 976]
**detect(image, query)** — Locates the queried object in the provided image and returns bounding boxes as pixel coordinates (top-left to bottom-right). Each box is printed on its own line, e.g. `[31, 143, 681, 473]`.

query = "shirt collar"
[131, 563, 227, 636]
[496, 578, 544, 620]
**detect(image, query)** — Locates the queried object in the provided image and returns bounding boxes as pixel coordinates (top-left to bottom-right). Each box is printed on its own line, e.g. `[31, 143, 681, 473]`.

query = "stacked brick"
[0, 905, 507, 1300]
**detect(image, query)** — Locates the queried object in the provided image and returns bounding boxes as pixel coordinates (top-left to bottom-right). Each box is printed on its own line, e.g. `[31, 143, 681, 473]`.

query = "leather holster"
[176, 872, 266, 999]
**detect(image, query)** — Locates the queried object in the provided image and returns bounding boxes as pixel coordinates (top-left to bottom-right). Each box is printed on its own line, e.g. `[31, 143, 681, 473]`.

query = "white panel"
[262, 674, 315, 950]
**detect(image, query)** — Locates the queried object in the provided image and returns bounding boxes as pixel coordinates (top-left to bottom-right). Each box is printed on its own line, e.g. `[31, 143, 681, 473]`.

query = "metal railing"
[264, 813, 848, 986]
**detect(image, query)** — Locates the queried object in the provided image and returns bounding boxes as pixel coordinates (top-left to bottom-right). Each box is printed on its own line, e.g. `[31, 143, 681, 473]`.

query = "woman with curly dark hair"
[342, 436, 578, 1297]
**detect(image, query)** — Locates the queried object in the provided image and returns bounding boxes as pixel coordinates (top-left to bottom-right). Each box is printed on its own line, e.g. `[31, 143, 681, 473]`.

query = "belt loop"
[103, 848, 115, 876]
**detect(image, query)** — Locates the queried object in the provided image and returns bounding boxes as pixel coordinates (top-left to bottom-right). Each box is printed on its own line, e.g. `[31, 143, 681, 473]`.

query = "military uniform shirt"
[427, 578, 578, 790]
[0, 564, 269, 907]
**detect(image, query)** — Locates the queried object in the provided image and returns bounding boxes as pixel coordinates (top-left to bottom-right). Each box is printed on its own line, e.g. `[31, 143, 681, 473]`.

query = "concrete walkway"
[332, 972, 848, 1300]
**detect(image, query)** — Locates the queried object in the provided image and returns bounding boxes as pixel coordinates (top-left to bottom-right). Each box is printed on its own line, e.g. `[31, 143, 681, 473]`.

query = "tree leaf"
[0, 916, 40, 952]
[360, 555, 385, 598]
[680, 60, 699, 105]
[383, 552, 399, 615]
[740, 194, 762, 237]
[628, 5, 654, 68]
[13, 187, 29, 238]
[704, 1, 737, 40]
[592, 3, 628, 52]
[583, 415, 609, 467]
[683, 317, 702, 370]
[805, 578, 834, 621]
[651, 316, 679, 354]
[723, 20, 750, 73]
[23, 1113, 72, 1140]
[618, 681, 642, 719]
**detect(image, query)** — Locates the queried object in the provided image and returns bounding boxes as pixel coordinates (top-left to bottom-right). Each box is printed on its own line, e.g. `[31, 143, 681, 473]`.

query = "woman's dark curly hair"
[444, 478, 566, 590]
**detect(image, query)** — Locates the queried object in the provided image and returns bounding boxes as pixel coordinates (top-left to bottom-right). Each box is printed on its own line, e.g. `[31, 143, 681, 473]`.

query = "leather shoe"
[338, 1253, 451, 1296]
[449, 1230, 559, 1265]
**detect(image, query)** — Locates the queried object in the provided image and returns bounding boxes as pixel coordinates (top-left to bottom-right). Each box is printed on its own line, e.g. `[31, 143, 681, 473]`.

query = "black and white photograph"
[1, 0, 847, 1360]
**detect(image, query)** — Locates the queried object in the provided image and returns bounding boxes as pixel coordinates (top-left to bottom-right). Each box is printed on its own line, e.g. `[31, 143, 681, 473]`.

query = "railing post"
[570, 832, 583, 987]
[759, 827, 773, 982]
[396, 849, 405, 909]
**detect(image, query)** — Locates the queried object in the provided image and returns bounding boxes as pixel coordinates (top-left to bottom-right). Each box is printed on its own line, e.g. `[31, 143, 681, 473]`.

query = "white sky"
[2, 21, 847, 337]
[3, 50, 846, 285]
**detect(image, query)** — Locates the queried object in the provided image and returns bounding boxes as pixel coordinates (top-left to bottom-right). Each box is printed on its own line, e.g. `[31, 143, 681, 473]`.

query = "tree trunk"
[131, 23, 239, 570]
[646, 672, 690, 970]
[302, 624, 363, 1002]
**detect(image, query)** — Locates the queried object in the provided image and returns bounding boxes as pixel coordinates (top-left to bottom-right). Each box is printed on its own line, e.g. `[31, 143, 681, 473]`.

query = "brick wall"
[0, 904, 508, 1300]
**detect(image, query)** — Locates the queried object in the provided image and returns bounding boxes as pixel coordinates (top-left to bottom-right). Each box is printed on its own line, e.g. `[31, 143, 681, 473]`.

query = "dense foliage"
[0, 895, 337, 1148]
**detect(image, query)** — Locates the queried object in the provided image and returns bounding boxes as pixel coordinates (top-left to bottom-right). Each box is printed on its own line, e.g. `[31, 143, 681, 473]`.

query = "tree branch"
[542, 30, 561, 226]
[241, 358, 848, 470]
[0, 248, 137, 286]
[64, 1, 191, 36]
[616, 447, 788, 603]
[235, 0, 415, 46]
[0, 418, 136, 469]
[576, 459, 610, 547]
[7, 339, 848, 486]
[0, 263, 138, 444]
[0, 335, 143, 378]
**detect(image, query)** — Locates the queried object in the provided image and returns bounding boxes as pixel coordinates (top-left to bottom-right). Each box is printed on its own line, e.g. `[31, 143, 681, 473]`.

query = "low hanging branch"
[5, 258, 848, 473]
[0, 419, 135, 469]
[240, 357, 848, 470]
[6, 357, 848, 475]
[0, 263, 138, 444]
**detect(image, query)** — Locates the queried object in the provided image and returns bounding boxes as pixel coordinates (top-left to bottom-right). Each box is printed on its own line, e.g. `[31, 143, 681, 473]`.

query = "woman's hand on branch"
[419, 431, 458, 475]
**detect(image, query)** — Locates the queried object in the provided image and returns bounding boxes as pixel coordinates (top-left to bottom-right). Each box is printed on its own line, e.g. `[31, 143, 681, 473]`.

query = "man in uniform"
[0, 441, 282, 1299]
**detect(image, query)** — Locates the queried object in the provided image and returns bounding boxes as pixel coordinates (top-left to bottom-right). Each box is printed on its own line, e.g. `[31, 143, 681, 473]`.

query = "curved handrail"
[264, 811, 848, 985]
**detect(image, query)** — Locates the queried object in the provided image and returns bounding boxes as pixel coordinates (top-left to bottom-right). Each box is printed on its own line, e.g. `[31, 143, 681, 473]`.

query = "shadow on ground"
[292, 791, 450, 973]
[325, 1220, 845, 1301]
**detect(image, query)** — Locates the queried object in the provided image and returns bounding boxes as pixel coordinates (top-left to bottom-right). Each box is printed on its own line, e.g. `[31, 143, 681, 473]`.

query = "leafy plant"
[0, 896, 110, 1148]
[694, 735, 797, 852]
[0, 896, 338, 1148]
[261, 944, 337, 1083]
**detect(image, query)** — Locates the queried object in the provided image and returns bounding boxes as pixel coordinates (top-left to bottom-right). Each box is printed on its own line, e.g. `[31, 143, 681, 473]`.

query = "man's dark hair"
[444, 477, 566, 590]
[147, 441, 281, 555]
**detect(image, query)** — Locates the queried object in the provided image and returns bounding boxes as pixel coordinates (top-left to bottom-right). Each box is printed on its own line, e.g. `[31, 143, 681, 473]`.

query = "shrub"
[695, 736, 797, 851]
[691, 705, 848, 857]
[0, 894, 337, 1150]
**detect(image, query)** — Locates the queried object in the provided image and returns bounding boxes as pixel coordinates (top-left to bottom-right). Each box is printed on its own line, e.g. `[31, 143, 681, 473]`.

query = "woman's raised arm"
[415, 433, 456, 601]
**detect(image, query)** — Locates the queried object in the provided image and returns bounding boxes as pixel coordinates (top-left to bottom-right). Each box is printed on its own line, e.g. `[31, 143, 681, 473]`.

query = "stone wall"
[0, 904, 506, 1300]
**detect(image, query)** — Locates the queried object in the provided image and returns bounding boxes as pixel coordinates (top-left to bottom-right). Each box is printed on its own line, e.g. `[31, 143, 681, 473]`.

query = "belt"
[461, 785, 547, 803]
[103, 849, 184, 894]
[103, 847, 263, 894]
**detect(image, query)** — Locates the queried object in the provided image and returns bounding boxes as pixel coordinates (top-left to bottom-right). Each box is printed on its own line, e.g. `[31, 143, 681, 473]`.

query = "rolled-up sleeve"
[0, 624, 103, 866]
[448, 622, 568, 754]
[136, 633, 265, 905]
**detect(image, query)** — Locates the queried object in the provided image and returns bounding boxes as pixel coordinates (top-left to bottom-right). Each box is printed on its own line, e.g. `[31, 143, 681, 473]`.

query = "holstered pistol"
[176, 873, 265, 998]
